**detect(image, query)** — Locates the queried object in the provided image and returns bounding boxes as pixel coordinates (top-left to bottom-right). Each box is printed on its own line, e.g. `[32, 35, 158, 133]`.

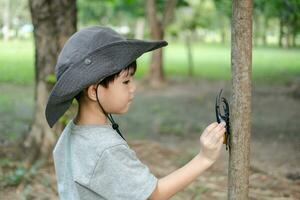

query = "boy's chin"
[119, 108, 129, 114]
[111, 107, 129, 115]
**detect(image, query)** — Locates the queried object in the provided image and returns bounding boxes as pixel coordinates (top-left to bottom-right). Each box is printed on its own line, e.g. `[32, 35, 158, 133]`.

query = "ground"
[0, 78, 299, 199]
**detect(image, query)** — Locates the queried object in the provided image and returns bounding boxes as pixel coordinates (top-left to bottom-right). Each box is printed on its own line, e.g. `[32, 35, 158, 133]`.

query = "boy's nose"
[130, 80, 137, 93]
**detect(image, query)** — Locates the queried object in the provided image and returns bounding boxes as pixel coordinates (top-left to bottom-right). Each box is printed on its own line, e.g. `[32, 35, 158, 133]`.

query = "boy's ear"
[86, 84, 98, 101]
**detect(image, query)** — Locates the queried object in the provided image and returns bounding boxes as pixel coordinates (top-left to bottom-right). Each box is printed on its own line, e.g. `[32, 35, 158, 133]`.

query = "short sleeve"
[87, 144, 157, 200]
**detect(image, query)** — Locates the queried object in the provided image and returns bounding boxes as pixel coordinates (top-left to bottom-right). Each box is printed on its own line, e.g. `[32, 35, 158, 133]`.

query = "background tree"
[146, 0, 178, 87]
[213, 0, 231, 44]
[77, 0, 145, 38]
[177, 1, 199, 77]
[1, 0, 10, 40]
[0, 0, 30, 40]
[284, 0, 300, 48]
[24, 0, 76, 165]
[229, 0, 252, 199]
[256, 0, 300, 48]
[171, 0, 213, 76]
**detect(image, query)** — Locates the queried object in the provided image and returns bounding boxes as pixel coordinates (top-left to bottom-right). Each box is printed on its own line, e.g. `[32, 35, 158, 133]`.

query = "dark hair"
[75, 61, 137, 101]
[100, 61, 137, 88]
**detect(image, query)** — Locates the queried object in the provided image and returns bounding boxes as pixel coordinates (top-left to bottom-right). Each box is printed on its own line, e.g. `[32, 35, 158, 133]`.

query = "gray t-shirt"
[53, 120, 157, 200]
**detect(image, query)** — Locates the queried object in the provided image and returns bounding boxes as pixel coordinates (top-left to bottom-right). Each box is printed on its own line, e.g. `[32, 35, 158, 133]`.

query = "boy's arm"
[148, 153, 213, 200]
[148, 122, 225, 200]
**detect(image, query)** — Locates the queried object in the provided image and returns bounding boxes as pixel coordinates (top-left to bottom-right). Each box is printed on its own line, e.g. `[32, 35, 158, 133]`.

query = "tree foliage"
[1, 0, 299, 45]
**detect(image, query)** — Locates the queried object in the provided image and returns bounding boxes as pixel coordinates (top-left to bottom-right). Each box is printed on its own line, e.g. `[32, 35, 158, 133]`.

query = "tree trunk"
[253, 13, 259, 46]
[146, 0, 164, 87]
[292, 31, 297, 47]
[217, 9, 227, 44]
[229, 0, 252, 199]
[279, 17, 284, 47]
[2, 0, 10, 41]
[134, 18, 145, 39]
[291, 14, 298, 47]
[146, 0, 177, 87]
[24, 0, 76, 166]
[286, 25, 292, 48]
[150, 43, 165, 87]
[262, 16, 268, 46]
[220, 19, 227, 45]
[185, 31, 194, 77]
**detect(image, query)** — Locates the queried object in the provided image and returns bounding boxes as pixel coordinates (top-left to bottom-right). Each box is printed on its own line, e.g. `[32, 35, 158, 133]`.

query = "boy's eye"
[123, 80, 130, 84]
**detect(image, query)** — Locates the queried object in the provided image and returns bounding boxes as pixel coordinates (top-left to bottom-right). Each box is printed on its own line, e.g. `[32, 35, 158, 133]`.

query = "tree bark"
[24, 0, 76, 165]
[146, 0, 177, 87]
[229, 0, 252, 199]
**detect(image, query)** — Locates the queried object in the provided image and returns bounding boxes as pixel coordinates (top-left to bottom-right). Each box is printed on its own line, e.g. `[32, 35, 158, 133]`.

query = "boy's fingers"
[218, 133, 225, 145]
[203, 122, 218, 136]
[214, 128, 226, 144]
[206, 123, 225, 138]
[214, 124, 224, 132]
[208, 126, 225, 144]
[210, 133, 224, 146]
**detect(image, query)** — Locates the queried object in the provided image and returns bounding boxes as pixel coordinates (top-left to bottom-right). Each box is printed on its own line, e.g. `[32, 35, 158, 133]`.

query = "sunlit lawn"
[0, 39, 299, 85]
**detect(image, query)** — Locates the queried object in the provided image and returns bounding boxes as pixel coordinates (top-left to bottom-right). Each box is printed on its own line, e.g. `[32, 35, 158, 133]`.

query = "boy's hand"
[198, 122, 226, 165]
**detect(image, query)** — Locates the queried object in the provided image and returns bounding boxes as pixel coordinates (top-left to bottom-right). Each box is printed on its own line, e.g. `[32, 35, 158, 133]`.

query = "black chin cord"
[95, 83, 126, 141]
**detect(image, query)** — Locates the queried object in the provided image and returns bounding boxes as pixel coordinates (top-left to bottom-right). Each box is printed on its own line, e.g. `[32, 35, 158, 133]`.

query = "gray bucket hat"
[45, 26, 168, 127]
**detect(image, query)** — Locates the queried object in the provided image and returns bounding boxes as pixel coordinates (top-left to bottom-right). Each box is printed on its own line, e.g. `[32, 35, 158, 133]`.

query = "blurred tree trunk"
[229, 0, 252, 199]
[146, 0, 177, 87]
[253, 13, 259, 46]
[220, 17, 227, 44]
[279, 17, 284, 47]
[2, 0, 10, 41]
[287, 25, 292, 48]
[262, 16, 268, 46]
[134, 18, 145, 39]
[292, 31, 297, 47]
[185, 31, 194, 77]
[291, 14, 298, 47]
[23, 0, 76, 166]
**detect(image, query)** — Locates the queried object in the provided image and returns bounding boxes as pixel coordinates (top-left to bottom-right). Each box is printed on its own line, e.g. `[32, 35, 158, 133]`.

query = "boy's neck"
[74, 102, 109, 126]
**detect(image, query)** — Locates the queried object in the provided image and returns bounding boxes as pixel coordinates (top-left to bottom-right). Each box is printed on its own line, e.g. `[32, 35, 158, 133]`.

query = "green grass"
[138, 42, 300, 83]
[252, 47, 300, 82]
[0, 39, 299, 85]
[0, 40, 34, 84]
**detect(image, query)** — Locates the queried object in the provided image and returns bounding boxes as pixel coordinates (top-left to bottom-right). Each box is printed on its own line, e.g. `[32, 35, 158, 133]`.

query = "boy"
[45, 26, 226, 200]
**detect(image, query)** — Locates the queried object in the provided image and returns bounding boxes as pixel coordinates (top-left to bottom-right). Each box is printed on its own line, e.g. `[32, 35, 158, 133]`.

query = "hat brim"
[46, 39, 167, 127]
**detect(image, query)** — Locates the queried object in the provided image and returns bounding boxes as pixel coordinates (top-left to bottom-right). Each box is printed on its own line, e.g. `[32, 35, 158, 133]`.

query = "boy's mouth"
[129, 95, 134, 101]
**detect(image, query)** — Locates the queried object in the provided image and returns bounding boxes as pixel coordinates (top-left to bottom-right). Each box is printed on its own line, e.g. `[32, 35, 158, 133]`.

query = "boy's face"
[97, 68, 136, 114]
